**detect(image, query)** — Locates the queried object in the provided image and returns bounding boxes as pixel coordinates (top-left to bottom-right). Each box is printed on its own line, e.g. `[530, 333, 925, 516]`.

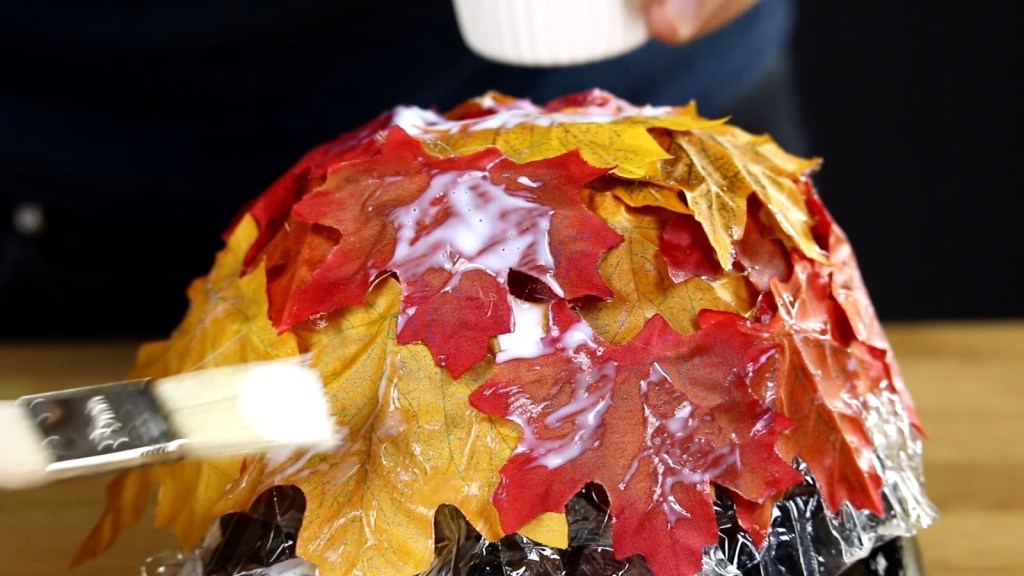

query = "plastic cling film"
[151, 472, 928, 576]
[142, 486, 314, 576]
[142, 555, 317, 576]
[862, 387, 939, 535]
[140, 550, 195, 576]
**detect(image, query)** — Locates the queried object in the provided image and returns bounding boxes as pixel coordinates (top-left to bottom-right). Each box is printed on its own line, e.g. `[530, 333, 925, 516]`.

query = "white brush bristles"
[0, 357, 337, 490]
[152, 357, 338, 459]
[0, 401, 52, 489]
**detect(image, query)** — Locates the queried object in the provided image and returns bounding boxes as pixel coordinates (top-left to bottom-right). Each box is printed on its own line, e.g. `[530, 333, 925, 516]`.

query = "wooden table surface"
[1, 320, 1021, 575]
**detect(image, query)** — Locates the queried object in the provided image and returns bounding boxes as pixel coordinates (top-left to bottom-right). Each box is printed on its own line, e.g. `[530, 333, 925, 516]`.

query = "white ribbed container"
[452, 0, 650, 67]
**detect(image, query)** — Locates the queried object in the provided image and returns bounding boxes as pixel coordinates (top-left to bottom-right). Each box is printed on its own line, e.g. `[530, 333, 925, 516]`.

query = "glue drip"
[503, 317, 616, 470]
[619, 363, 740, 528]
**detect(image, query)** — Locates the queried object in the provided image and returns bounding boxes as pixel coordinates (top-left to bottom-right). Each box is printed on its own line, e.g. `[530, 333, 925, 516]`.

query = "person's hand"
[643, 0, 759, 44]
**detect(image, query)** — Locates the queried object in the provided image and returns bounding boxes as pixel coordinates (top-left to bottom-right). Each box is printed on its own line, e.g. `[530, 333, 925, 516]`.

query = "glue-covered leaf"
[766, 258, 887, 516]
[266, 127, 615, 377]
[763, 259, 887, 517]
[766, 335, 886, 516]
[540, 88, 692, 115]
[577, 190, 754, 344]
[267, 126, 445, 329]
[487, 152, 621, 300]
[471, 303, 801, 576]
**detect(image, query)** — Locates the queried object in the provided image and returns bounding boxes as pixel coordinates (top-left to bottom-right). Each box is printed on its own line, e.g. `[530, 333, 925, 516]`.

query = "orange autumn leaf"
[73, 450, 248, 563]
[73, 215, 300, 566]
[646, 126, 826, 270]
[577, 189, 755, 344]
[803, 185, 923, 431]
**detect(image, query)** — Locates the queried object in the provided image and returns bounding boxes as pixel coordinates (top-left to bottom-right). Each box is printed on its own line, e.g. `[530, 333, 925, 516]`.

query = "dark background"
[791, 3, 1020, 321]
[1, 2, 1019, 339]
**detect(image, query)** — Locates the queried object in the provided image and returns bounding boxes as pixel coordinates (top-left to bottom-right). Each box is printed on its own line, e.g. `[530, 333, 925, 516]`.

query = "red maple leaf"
[470, 303, 801, 576]
[232, 110, 393, 271]
[396, 268, 512, 378]
[731, 491, 774, 549]
[272, 126, 445, 328]
[488, 155, 621, 300]
[263, 218, 341, 327]
[260, 126, 618, 377]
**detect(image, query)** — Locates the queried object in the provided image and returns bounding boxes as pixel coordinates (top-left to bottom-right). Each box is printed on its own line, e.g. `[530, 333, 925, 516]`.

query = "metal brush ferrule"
[16, 379, 187, 480]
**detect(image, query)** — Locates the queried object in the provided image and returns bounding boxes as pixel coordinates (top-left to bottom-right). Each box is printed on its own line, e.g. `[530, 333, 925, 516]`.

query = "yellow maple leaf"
[609, 179, 692, 214]
[644, 126, 826, 270]
[73, 436, 247, 569]
[70, 464, 157, 568]
[73, 215, 300, 566]
[576, 190, 756, 344]
[422, 107, 724, 179]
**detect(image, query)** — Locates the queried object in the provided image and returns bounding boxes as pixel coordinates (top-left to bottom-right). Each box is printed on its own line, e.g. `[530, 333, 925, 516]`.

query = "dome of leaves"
[75, 89, 928, 576]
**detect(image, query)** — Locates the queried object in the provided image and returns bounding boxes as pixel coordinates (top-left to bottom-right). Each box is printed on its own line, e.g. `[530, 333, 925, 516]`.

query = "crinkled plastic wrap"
[142, 486, 318, 576]
[144, 388, 936, 576]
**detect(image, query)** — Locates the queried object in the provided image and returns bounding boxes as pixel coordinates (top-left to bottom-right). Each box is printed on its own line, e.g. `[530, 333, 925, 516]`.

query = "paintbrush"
[0, 356, 338, 490]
